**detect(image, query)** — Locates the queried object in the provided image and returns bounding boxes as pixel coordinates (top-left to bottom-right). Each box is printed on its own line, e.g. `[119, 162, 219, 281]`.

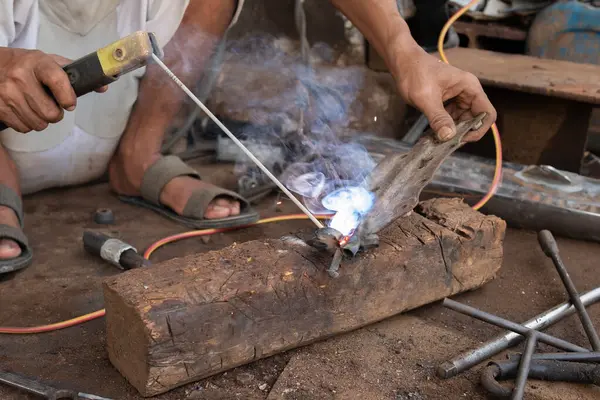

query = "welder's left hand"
[393, 46, 496, 142]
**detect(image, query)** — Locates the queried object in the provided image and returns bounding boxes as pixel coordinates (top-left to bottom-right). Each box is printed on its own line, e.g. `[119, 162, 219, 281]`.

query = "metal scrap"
[358, 113, 486, 240]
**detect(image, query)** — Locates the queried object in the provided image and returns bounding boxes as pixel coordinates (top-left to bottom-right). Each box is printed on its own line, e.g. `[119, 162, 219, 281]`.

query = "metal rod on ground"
[437, 287, 600, 379]
[512, 332, 537, 400]
[442, 298, 589, 353]
[509, 352, 600, 363]
[538, 230, 600, 351]
[402, 114, 429, 145]
[151, 53, 324, 229]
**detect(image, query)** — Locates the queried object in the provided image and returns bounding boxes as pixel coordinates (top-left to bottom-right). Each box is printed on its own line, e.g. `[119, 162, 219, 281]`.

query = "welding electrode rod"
[442, 298, 589, 353]
[511, 332, 537, 400]
[438, 287, 600, 379]
[151, 54, 324, 229]
[538, 230, 600, 351]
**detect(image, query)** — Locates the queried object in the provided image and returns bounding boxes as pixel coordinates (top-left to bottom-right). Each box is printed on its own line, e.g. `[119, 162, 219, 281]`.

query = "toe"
[0, 238, 21, 260]
[230, 201, 241, 216]
[204, 203, 232, 219]
[211, 197, 241, 217]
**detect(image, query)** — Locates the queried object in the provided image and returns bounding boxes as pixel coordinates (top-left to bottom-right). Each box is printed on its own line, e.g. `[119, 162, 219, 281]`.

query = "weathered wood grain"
[103, 198, 505, 397]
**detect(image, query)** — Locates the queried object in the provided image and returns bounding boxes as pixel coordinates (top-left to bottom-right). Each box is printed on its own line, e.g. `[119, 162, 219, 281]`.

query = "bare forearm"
[120, 0, 236, 156]
[329, 0, 425, 78]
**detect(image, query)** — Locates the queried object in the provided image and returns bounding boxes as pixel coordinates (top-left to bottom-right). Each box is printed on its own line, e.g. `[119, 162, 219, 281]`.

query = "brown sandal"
[118, 156, 259, 229]
[0, 184, 33, 274]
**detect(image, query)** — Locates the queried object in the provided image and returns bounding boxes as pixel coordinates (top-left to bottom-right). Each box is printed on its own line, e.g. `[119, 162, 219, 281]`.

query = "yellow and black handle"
[0, 31, 162, 131]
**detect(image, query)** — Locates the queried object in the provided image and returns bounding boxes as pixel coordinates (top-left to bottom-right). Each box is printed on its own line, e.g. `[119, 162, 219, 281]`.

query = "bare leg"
[109, 0, 240, 219]
[0, 144, 22, 259]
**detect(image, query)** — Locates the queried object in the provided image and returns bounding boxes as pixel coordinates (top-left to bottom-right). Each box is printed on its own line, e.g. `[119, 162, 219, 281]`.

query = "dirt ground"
[1, 163, 600, 400]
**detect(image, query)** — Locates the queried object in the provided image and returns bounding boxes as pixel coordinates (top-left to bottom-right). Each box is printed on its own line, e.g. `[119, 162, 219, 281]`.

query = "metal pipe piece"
[512, 332, 537, 400]
[481, 364, 512, 398]
[437, 287, 600, 379]
[509, 352, 600, 363]
[482, 359, 600, 398]
[538, 230, 600, 351]
[151, 53, 324, 229]
[442, 299, 588, 353]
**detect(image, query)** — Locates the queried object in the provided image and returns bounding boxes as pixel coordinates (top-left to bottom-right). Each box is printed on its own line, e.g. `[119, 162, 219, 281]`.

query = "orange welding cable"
[438, 0, 503, 211]
[0, 6, 502, 334]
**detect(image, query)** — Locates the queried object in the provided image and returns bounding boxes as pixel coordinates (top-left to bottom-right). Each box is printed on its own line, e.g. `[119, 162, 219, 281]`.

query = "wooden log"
[103, 198, 506, 397]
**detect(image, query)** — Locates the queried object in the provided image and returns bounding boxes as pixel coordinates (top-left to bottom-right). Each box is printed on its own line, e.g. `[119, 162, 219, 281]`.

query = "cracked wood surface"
[103, 198, 505, 397]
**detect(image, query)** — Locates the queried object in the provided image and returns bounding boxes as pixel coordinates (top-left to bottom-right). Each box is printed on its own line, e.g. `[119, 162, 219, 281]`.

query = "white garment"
[0, 0, 244, 194]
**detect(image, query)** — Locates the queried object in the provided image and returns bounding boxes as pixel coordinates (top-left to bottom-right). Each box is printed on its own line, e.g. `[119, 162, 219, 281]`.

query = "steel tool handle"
[538, 229, 559, 258]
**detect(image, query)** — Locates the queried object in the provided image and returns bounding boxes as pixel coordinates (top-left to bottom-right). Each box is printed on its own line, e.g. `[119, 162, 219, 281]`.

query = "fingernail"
[66, 106, 75, 112]
[439, 126, 455, 140]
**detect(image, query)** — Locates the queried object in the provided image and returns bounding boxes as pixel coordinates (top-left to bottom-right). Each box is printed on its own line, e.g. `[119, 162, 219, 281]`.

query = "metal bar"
[512, 332, 537, 400]
[402, 114, 429, 145]
[442, 298, 589, 353]
[151, 53, 324, 229]
[437, 287, 600, 379]
[538, 230, 600, 350]
[509, 352, 600, 363]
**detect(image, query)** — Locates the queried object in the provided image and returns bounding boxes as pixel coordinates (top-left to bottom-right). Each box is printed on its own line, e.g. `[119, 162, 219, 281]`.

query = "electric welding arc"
[0, 11, 501, 335]
[0, 214, 331, 335]
[151, 54, 324, 229]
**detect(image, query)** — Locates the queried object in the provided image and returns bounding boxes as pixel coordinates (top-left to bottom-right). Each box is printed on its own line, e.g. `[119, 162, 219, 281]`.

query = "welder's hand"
[0, 48, 107, 133]
[395, 49, 496, 142]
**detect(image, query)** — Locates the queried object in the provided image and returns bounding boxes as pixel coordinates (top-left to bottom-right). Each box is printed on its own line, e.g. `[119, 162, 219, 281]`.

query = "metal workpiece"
[0, 370, 112, 399]
[307, 226, 380, 278]
[327, 249, 343, 278]
[437, 286, 600, 379]
[509, 351, 600, 363]
[481, 363, 512, 398]
[308, 227, 343, 251]
[482, 359, 600, 398]
[512, 332, 537, 400]
[93, 208, 115, 225]
[359, 113, 486, 239]
[442, 298, 588, 353]
[0, 370, 77, 399]
[538, 230, 600, 351]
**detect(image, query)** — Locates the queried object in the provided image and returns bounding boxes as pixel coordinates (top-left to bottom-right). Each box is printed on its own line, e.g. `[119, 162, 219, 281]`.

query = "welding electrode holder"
[0, 31, 162, 131]
[83, 231, 150, 270]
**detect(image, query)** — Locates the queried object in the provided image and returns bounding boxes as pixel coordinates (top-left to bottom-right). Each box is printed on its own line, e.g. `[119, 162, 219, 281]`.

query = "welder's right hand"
[0, 47, 103, 133]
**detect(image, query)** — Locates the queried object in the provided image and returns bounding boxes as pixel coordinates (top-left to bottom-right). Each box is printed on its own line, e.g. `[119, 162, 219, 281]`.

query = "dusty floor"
[1, 164, 600, 400]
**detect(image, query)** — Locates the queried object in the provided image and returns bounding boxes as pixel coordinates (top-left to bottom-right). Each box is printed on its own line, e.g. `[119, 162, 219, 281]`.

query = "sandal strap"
[140, 156, 201, 206]
[0, 224, 28, 248]
[182, 186, 249, 219]
[0, 184, 24, 228]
